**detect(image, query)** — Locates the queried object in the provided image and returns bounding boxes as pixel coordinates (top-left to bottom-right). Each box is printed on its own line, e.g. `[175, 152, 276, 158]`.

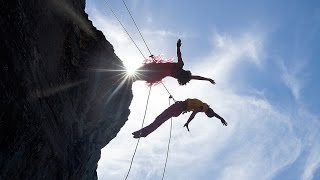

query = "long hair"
[176, 69, 192, 85]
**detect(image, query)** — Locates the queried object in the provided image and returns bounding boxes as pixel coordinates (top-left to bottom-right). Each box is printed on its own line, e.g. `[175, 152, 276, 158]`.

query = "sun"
[126, 66, 137, 76]
[124, 61, 140, 76]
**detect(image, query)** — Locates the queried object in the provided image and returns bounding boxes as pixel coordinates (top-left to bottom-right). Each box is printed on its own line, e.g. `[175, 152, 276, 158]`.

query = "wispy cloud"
[279, 60, 307, 100]
[302, 143, 320, 180]
[189, 31, 265, 86]
[299, 109, 320, 180]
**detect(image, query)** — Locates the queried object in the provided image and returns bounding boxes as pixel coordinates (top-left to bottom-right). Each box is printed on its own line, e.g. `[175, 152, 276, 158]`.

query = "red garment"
[136, 62, 182, 84]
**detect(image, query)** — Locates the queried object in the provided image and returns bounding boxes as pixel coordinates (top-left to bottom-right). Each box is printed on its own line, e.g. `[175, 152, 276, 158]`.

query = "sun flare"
[124, 61, 140, 77]
[126, 66, 137, 76]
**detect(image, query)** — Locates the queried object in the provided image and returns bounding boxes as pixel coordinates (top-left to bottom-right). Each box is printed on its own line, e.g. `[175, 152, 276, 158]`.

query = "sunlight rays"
[88, 64, 141, 106]
[32, 79, 88, 98]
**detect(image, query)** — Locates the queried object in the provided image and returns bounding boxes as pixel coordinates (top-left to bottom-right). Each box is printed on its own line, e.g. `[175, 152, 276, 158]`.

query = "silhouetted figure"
[132, 98, 227, 138]
[134, 39, 215, 85]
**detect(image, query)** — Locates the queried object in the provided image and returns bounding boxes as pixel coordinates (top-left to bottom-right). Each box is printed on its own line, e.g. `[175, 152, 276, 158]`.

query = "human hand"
[177, 39, 182, 47]
[209, 78, 216, 84]
[221, 119, 228, 126]
[183, 123, 190, 131]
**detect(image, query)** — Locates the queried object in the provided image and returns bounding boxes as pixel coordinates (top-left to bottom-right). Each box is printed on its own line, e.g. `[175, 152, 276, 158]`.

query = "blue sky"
[85, 0, 320, 180]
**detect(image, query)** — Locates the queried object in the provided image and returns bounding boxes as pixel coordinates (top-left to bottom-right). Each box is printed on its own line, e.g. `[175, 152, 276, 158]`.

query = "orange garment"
[185, 98, 209, 112]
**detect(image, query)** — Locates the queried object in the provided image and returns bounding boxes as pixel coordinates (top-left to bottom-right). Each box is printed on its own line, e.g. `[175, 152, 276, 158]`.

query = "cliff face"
[0, 0, 132, 179]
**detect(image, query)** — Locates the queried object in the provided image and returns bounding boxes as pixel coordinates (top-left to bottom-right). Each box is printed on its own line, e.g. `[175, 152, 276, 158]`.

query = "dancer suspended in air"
[132, 98, 227, 138]
[134, 39, 216, 85]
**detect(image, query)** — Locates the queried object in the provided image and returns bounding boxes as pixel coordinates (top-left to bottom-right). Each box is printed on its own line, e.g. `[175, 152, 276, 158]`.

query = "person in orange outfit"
[132, 98, 227, 138]
[134, 39, 215, 85]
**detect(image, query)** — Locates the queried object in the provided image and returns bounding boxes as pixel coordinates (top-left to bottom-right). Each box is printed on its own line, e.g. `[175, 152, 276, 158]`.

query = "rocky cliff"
[0, 0, 132, 179]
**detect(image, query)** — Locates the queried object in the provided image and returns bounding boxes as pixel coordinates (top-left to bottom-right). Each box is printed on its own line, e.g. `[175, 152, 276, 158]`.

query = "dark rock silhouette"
[0, 0, 132, 179]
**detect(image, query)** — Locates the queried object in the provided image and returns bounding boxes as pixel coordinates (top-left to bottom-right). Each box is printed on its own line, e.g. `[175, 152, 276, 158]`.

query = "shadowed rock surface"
[0, 0, 132, 179]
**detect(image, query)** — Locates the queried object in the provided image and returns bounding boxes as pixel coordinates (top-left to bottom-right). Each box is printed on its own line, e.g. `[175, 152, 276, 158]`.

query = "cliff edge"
[0, 0, 132, 179]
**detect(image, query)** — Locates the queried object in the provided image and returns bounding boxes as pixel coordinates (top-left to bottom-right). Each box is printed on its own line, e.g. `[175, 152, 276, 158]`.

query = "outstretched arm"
[213, 112, 228, 126]
[177, 39, 184, 67]
[191, 75, 216, 84]
[183, 108, 201, 131]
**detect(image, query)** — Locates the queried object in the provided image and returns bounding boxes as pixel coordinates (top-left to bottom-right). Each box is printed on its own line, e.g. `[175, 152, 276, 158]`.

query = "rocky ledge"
[0, 0, 132, 179]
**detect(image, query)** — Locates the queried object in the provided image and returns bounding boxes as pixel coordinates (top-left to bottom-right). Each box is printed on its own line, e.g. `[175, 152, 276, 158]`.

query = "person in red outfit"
[132, 98, 227, 138]
[134, 39, 215, 85]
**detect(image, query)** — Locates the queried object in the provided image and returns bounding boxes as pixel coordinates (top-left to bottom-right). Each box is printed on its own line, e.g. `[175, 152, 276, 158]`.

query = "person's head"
[205, 108, 215, 118]
[176, 69, 192, 85]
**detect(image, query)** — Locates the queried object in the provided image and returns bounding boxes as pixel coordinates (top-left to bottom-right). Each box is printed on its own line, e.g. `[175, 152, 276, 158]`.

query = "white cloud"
[300, 110, 320, 180]
[188, 32, 265, 86]
[279, 60, 307, 100]
[85, 6, 320, 180]
[302, 143, 320, 180]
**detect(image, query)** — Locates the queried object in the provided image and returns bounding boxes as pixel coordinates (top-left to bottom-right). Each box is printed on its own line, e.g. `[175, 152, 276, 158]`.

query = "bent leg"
[132, 101, 185, 138]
